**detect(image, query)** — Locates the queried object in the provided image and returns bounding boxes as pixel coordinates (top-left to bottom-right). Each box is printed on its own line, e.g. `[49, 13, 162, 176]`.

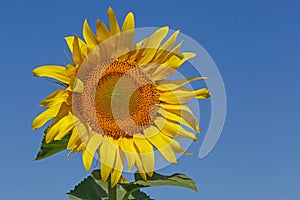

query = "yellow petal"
[125, 38, 146, 62]
[157, 77, 207, 91]
[96, 20, 110, 42]
[137, 26, 169, 65]
[160, 103, 195, 118]
[73, 117, 90, 141]
[154, 117, 198, 141]
[100, 136, 117, 181]
[82, 134, 103, 171]
[152, 52, 196, 81]
[67, 128, 80, 149]
[110, 149, 123, 187]
[160, 30, 179, 51]
[158, 108, 200, 133]
[145, 26, 169, 49]
[150, 40, 183, 68]
[65, 36, 87, 56]
[39, 90, 70, 107]
[121, 12, 135, 49]
[83, 19, 98, 50]
[169, 41, 184, 56]
[49, 102, 70, 123]
[100, 163, 113, 182]
[151, 57, 184, 81]
[119, 139, 136, 171]
[43, 102, 71, 140]
[72, 35, 83, 65]
[154, 30, 180, 61]
[135, 157, 147, 180]
[146, 120, 188, 156]
[74, 142, 87, 152]
[133, 134, 154, 176]
[33, 65, 71, 84]
[122, 12, 135, 32]
[54, 119, 75, 140]
[46, 113, 74, 142]
[195, 88, 211, 99]
[143, 126, 177, 164]
[159, 87, 194, 104]
[108, 7, 120, 35]
[32, 104, 61, 130]
[167, 138, 189, 155]
[159, 86, 210, 104]
[110, 169, 122, 187]
[65, 64, 77, 76]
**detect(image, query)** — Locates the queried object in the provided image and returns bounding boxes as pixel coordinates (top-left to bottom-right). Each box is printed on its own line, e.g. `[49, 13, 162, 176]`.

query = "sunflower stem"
[108, 177, 117, 200]
[121, 191, 131, 200]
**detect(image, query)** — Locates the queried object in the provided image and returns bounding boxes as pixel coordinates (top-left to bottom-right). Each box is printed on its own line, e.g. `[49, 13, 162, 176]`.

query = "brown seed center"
[77, 59, 159, 139]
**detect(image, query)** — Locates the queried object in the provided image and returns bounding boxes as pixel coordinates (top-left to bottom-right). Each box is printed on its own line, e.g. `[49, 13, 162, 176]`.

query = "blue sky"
[0, 0, 299, 199]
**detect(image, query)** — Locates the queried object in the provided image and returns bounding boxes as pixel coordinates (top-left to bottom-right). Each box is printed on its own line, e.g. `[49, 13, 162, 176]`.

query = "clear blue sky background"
[0, 0, 299, 199]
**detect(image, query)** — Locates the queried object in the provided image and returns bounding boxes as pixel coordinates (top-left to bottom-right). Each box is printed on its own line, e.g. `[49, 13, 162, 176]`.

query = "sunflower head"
[32, 7, 210, 187]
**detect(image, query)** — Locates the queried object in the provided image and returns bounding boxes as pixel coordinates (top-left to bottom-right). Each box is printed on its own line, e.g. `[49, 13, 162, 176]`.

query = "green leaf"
[131, 190, 152, 200]
[67, 175, 107, 200]
[35, 128, 71, 160]
[121, 172, 198, 194]
[135, 172, 198, 192]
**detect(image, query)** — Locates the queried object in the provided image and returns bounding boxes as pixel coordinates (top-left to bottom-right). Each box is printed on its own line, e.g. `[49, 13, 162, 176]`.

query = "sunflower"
[32, 7, 210, 187]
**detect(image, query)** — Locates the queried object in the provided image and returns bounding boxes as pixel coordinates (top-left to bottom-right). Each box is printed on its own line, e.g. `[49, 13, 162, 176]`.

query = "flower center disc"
[79, 59, 159, 139]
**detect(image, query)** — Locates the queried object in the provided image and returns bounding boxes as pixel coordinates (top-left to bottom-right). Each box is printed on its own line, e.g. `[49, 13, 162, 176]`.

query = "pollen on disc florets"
[76, 58, 160, 139]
